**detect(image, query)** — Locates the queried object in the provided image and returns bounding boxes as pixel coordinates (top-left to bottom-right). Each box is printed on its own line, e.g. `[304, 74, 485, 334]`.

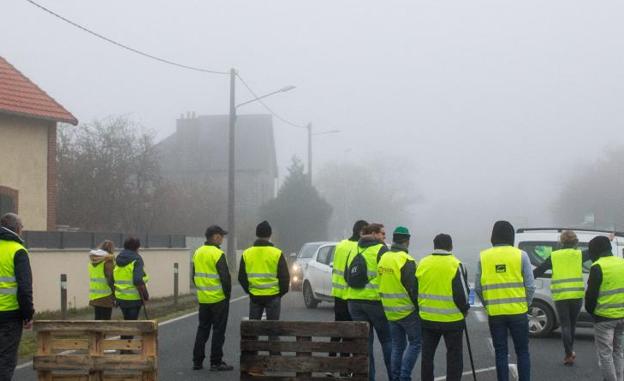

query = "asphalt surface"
[15, 287, 601, 381]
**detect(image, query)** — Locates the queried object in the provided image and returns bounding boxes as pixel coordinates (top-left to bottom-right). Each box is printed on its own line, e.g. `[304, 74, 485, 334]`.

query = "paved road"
[15, 288, 601, 380]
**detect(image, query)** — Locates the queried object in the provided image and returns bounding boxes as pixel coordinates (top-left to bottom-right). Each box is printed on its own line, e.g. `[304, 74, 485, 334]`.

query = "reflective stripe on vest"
[480, 246, 528, 316]
[346, 243, 384, 301]
[193, 245, 226, 304]
[378, 250, 416, 321]
[331, 239, 356, 299]
[594, 256, 624, 319]
[550, 249, 584, 301]
[0, 240, 25, 312]
[416, 254, 464, 322]
[243, 246, 282, 296]
[114, 260, 149, 301]
[88, 262, 112, 300]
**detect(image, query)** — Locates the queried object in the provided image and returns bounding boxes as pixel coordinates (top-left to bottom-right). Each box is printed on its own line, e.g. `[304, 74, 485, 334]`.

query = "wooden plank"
[240, 321, 369, 338]
[34, 321, 157, 335]
[33, 355, 156, 372]
[240, 340, 368, 354]
[240, 376, 368, 381]
[102, 340, 143, 351]
[295, 336, 312, 378]
[240, 355, 367, 373]
[50, 338, 90, 351]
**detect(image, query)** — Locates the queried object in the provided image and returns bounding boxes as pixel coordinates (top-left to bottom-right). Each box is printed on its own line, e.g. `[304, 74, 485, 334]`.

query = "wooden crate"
[33, 320, 158, 381]
[240, 321, 369, 381]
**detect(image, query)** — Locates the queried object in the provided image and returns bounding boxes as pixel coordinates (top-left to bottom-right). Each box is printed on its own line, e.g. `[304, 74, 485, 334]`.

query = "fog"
[3, 0, 624, 259]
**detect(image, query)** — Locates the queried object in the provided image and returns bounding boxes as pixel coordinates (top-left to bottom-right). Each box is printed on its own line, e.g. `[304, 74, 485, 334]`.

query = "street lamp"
[226, 69, 296, 268]
[306, 123, 340, 184]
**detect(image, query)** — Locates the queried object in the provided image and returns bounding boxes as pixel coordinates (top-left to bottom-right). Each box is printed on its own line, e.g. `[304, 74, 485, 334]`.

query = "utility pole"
[307, 123, 312, 184]
[227, 68, 237, 268]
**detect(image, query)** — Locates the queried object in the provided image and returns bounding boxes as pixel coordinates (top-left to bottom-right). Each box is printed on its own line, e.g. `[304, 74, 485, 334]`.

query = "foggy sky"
[3, 0, 624, 244]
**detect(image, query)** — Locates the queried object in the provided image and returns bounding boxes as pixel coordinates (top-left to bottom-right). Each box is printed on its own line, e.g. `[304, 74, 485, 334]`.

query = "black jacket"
[585, 251, 619, 322]
[0, 227, 34, 322]
[418, 251, 470, 330]
[115, 249, 148, 308]
[192, 243, 232, 300]
[238, 240, 290, 303]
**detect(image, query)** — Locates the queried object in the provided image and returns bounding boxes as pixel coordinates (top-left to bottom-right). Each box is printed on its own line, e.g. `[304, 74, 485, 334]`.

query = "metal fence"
[23, 230, 186, 249]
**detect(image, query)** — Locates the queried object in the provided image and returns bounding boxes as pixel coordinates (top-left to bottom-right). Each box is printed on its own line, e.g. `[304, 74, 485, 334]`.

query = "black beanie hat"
[588, 236, 612, 261]
[491, 220, 515, 246]
[256, 220, 272, 238]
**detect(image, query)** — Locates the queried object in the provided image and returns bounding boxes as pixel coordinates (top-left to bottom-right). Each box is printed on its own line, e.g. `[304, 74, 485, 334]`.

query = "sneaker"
[192, 363, 203, 370]
[210, 362, 234, 371]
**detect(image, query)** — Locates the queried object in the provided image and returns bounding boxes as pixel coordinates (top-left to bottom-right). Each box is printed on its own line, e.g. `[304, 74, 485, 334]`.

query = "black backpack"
[346, 250, 369, 288]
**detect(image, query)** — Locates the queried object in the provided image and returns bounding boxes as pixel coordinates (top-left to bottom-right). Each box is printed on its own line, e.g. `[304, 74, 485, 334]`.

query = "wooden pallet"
[240, 321, 369, 381]
[33, 320, 158, 381]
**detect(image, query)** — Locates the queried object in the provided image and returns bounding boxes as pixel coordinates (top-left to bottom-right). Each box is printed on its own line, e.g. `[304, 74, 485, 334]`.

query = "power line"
[24, 0, 229, 75]
[236, 73, 306, 129]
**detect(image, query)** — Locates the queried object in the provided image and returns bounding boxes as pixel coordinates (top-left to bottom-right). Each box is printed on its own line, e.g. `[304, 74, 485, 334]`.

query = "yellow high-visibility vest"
[345, 244, 383, 301]
[550, 249, 584, 301]
[417, 254, 464, 322]
[243, 246, 282, 296]
[0, 240, 25, 312]
[331, 239, 356, 299]
[378, 250, 416, 321]
[593, 256, 624, 319]
[193, 245, 226, 304]
[88, 262, 113, 301]
[114, 261, 149, 301]
[480, 246, 528, 316]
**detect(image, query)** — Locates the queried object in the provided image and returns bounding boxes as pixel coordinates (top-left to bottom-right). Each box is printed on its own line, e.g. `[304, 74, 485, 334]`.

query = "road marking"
[510, 363, 518, 380]
[434, 366, 497, 380]
[15, 293, 249, 371]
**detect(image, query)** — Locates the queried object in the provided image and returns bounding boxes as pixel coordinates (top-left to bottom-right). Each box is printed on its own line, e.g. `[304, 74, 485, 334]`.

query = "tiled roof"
[0, 56, 77, 125]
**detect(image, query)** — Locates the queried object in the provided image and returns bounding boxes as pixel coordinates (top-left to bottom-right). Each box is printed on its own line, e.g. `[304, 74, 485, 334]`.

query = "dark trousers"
[489, 315, 530, 381]
[348, 301, 392, 381]
[421, 325, 463, 381]
[192, 300, 230, 366]
[249, 297, 281, 321]
[93, 306, 112, 320]
[120, 306, 142, 341]
[554, 299, 582, 356]
[0, 320, 23, 381]
[330, 297, 352, 357]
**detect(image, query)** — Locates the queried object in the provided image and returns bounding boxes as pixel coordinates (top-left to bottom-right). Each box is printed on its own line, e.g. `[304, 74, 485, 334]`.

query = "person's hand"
[23, 319, 33, 330]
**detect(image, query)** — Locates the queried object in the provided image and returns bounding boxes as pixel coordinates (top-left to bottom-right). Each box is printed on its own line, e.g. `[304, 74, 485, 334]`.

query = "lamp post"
[306, 124, 340, 184]
[226, 74, 296, 267]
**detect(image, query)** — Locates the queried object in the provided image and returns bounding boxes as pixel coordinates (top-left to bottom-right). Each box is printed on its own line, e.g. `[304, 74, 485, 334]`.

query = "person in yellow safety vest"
[585, 235, 624, 381]
[533, 230, 587, 365]
[114, 237, 149, 322]
[329, 219, 368, 359]
[87, 240, 115, 320]
[238, 220, 290, 324]
[346, 223, 391, 381]
[378, 226, 421, 381]
[417, 234, 470, 381]
[0, 213, 33, 381]
[475, 220, 535, 381]
[191, 225, 234, 372]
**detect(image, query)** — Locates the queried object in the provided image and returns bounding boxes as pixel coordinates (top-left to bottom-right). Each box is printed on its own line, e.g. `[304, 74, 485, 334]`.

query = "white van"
[516, 228, 624, 337]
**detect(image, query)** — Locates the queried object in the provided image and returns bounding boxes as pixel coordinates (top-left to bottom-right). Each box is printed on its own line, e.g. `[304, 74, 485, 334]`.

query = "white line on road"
[434, 366, 497, 380]
[15, 294, 249, 370]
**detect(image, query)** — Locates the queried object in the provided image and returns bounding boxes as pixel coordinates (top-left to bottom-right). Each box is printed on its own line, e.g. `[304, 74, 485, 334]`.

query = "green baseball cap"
[393, 226, 411, 236]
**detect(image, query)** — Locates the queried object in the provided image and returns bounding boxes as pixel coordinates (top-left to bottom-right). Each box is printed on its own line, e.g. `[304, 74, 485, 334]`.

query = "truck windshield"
[518, 241, 592, 273]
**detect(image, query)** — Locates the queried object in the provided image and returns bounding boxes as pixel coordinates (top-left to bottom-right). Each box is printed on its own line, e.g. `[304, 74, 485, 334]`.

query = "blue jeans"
[488, 314, 531, 381]
[389, 312, 422, 381]
[348, 301, 392, 381]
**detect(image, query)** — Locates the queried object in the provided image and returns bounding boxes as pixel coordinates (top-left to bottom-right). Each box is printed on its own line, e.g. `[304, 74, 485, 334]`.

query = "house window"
[0, 186, 18, 215]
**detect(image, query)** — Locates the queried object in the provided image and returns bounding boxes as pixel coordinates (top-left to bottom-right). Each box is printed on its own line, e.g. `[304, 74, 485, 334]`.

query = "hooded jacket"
[0, 227, 34, 322]
[88, 250, 115, 308]
[115, 249, 149, 307]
